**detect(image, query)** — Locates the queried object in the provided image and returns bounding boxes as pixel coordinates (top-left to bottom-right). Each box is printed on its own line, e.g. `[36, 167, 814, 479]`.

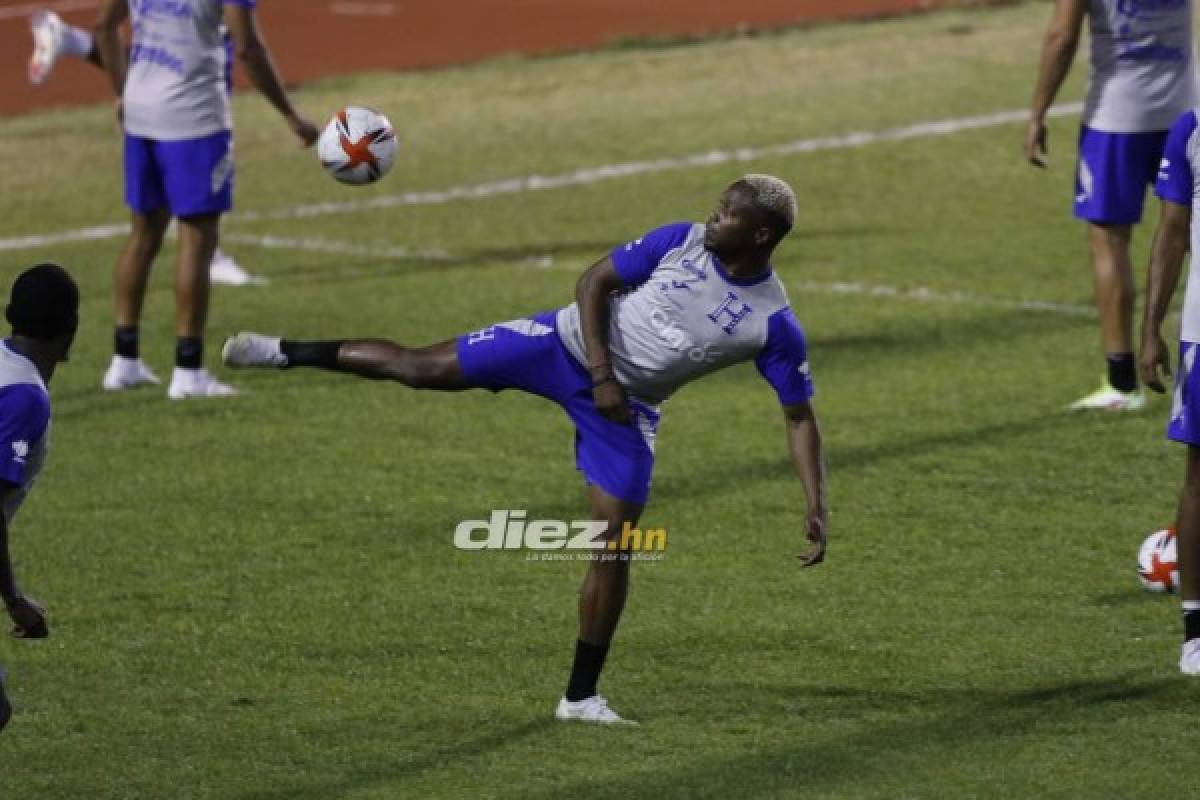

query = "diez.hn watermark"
[454, 511, 667, 561]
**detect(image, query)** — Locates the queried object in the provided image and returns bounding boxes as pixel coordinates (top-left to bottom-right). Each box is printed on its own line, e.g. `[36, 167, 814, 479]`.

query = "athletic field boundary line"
[0, 101, 1083, 254]
[222, 231, 1097, 318]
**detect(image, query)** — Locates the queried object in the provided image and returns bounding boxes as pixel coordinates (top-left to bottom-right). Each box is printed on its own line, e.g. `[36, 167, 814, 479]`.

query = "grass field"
[1, 2, 1196, 797]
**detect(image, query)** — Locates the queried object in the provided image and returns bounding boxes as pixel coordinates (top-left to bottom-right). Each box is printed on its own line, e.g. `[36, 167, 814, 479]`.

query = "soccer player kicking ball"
[1138, 108, 1200, 674]
[0, 265, 80, 732]
[223, 175, 829, 724]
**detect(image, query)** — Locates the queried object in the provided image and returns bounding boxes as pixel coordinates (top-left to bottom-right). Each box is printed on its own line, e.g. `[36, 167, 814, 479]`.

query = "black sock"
[280, 340, 343, 370]
[565, 639, 610, 702]
[115, 326, 139, 359]
[1184, 610, 1200, 642]
[175, 337, 203, 369]
[1106, 352, 1137, 392]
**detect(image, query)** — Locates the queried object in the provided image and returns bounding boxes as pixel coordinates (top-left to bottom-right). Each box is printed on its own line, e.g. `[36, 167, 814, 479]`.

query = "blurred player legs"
[27, 9, 266, 288]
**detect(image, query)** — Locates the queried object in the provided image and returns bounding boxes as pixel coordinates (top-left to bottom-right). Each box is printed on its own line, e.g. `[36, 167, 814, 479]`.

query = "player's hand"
[1025, 117, 1048, 168]
[796, 509, 827, 567]
[6, 594, 48, 639]
[288, 114, 320, 148]
[592, 378, 632, 425]
[1140, 330, 1173, 393]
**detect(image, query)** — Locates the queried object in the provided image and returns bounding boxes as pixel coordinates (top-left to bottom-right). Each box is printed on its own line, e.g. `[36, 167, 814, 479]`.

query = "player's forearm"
[1144, 225, 1189, 332]
[238, 39, 300, 125]
[576, 264, 618, 377]
[787, 412, 828, 516]
[1030, 27, 1079, 119]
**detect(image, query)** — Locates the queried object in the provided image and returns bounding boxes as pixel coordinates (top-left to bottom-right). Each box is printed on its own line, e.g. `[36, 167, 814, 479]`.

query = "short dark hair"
[6, 263, 79, 341]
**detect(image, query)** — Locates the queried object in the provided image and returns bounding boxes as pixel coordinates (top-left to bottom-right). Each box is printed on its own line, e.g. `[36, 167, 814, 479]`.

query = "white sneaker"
[167, 368, 239, 399]
[554, 695, 636, 725]
[210, 249, 267, 287]
[1181, 640, 1200, 675]
[28, 10, 64, 86]
[102, 356, 161, 391]
[1067, 380, 1146, 412]
[222, 332, 287, 369]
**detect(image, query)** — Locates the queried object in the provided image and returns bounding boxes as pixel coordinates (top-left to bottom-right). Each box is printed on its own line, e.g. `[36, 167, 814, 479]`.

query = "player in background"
[1026, 0, 1197, 411]
[221, 175, 829, 724]
[28, 9, 264, 288]
[0, 264, 80, 732]
[1138, 108, 1200, 674]
[95, 0, 318, 399]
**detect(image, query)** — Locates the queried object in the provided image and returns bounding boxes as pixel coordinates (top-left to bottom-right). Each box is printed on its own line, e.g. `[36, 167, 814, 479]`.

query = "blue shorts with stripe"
[1074, 126, 1168, 225]
[456, 311, 660, 505]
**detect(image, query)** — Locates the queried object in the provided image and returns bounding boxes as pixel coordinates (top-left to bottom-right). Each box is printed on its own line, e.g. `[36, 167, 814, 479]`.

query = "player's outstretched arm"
[1025, 0, 1087, 167]
[782, 402, 828, 566]
[224, 5, 318, 147]
[0, 502, 48, 640]
[95, 0, 129, 100]
[1139, 200, 1192, 392]
[576, 256, 631, 425]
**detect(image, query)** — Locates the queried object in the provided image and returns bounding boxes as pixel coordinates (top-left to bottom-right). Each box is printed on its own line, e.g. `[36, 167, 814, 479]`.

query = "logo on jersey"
[707, 292, 753, 334]
[1117, 0, 1186, 21]
[11, 440, 28, 464]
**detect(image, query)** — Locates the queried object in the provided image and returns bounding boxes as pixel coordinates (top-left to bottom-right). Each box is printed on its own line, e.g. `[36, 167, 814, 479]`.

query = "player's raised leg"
[28, 11, 99, 85]
[223, 332, 469, 390]
[104, 208, 169, 391]
[555, 484, 640, 725]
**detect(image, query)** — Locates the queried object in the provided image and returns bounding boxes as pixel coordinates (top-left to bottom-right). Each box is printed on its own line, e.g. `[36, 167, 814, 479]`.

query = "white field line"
[0, 0, 98, 21]
[227, 232, 1096, 318]
[0, 102, 1084, 253]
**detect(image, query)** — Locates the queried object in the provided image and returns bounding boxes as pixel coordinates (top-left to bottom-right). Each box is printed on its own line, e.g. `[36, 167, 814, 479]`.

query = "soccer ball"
[317, 106, 398, 186]
[1137, 527, 1179, 593]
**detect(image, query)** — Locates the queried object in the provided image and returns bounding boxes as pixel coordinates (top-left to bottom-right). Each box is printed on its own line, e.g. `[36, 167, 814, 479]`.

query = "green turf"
[0, 2, 1194, 797]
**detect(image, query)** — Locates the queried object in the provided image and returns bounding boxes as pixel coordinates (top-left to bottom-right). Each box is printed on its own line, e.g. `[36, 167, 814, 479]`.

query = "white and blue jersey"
[1084, 0, 1197, 134]
[556, 222, 814, 406]
[456, 222, 814, 504]
[123, 0, 254, 141]
[0, 343, 50, 524]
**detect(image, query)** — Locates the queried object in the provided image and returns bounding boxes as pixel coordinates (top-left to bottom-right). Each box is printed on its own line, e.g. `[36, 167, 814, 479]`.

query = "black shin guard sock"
[565, 639, 610, 702]
[115, 326, 139, 359]
[280, 340, 343, 370]
[175, 336, 203, 369]
[1184, 610, 1200, 642]
[1106, 352, 1137, 393]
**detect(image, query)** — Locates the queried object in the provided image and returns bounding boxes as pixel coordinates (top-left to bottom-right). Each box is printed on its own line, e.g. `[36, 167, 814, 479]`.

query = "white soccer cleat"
[1067, 380, 1146, 412]
[167, 368, 239, 399]
[1181, 640, 1200, 675]
[28, 10, 64, 86]
[554, 695, 637, 725]
[102, 356, 161, 391]
[210, 249, 268, 287]
[222, 333, 287, 369]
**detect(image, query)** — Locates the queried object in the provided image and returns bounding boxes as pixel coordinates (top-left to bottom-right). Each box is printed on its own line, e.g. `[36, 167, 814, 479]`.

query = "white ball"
[1137, 527, 1179, 593]
[317, 106, 398, 186]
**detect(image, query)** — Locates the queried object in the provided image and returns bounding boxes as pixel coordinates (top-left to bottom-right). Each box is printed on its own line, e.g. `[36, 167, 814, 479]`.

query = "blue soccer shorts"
[456, 311, 661, 505]
[1074, 126, 1169, 225]
[1169, 342, 1200, 446]
[124, 131, 234, 218]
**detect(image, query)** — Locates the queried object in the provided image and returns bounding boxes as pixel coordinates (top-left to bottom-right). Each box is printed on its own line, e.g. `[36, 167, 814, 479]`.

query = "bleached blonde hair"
[741, 173, 797, 231]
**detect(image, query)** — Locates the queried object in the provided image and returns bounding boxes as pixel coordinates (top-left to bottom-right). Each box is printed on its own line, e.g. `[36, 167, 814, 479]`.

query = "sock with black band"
[280, 340, 343, 370]
[1106, 352, 1137, 393]
[115, 326, 139, 359]
[1184, 601, 1200, 642]
[175, 337, 203, 369]
[565, 639, 610, 702]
